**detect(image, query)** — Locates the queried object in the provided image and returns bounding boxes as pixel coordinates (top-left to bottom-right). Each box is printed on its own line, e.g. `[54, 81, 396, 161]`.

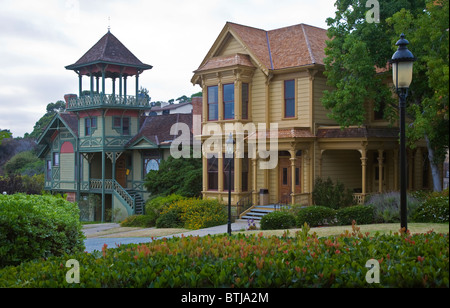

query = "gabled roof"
[127, 113, 193, 149]
[193, 22, 328, 81]
[36, 112, 79, 158]
[65, 31, 152, 71]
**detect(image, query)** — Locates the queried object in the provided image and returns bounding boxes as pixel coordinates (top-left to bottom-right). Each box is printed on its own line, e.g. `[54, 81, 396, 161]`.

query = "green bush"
[1, 230, 448, 288]
[156, 207, 185, 228]
[0, 194, 85, 268]
[156, 198, 227, 230]
[412, 189, 449, 223]
[260, 211, 296, 230]
[336, 205, 374, 225]
[296, 206, 336, 227]
[144, 194, 185, 225]
[312, 177, 354, 209]
[365, 192, 422, 223]
[121, 214, 155, 228]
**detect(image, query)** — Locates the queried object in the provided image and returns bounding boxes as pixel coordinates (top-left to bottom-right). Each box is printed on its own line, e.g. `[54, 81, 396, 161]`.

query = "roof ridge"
[265, 31, 274, 70]
[301, 24, 316, 64]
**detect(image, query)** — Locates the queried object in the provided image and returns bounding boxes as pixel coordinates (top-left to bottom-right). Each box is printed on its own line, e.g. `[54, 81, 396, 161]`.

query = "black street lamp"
[225, 132, 235, 236]
[390, 33, 415, 232]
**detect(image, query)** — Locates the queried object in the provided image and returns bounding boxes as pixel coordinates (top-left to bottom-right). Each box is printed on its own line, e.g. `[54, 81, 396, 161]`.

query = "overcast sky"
[0, 0, 336, 138]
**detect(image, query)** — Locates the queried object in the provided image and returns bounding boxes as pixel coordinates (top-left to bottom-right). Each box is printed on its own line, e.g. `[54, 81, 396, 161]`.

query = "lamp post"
[225, 132, 235, 236]
[390, 33, 415, 232]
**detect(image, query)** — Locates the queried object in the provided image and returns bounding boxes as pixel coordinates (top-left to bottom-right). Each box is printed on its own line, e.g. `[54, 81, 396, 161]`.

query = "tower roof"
[65, 31, 152, 71]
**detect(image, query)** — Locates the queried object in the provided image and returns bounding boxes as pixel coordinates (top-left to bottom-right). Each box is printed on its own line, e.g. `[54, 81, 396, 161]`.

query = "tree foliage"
[323, 0, 448, 190]
[144, 155, 202, 198]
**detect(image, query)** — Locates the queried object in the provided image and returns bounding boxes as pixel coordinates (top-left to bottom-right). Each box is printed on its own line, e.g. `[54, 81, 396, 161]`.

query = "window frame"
[207, 154, 219, 191]
[84, 117, 97, 136]
[283, 79, 296, 119]
[207, 86, 218, 121]
[241, 83, 249, 120]
[223, 83, 235, 120]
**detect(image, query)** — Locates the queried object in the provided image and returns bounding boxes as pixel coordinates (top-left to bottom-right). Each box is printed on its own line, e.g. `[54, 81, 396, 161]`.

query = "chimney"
[64, 94, 77, 109]
[191, 96, 202, 144]
[191, 96, 202, 119]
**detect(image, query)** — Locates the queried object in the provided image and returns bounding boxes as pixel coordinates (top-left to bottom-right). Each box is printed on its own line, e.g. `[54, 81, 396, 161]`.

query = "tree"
[28, 100, 66, 139]
[0, 129, 11, 145]
[323, 0, 448, 191]
[144, 155, 202, 197]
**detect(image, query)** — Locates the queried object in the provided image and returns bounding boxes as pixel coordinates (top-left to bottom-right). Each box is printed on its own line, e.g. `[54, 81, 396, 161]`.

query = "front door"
[279, 156, 301, 204]
[115, 155, 127, 188]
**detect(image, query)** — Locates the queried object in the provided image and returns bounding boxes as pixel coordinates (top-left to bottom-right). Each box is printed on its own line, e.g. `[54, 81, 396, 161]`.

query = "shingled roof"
[65, 31, 152, 71]
[194, 22, 328, 78]
[127, 113, 193, 148]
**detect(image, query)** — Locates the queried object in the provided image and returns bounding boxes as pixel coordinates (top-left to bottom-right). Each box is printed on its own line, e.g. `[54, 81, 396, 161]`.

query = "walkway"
[83, 220, 257, 253]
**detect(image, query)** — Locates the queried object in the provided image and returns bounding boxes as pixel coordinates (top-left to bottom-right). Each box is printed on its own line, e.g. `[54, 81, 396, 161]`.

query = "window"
[207, 155, 218, 190]
[85, 117, 97, 136]
[208, 86, 218, 121]
[223, 83, 234, 120]
[113, 117, 131, 135]
[284, 80, 295, 118]
[374, 99, 386, 121]
[223, 155, 234, 191]
[242, 83, 249, 119]
[143, 150, 161, 176]
[46, 160, 52, 181]
[53, 152, 59, 167]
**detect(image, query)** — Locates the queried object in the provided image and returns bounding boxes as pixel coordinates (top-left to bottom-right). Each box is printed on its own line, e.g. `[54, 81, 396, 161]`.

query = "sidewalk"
[83, 220, 258, 253]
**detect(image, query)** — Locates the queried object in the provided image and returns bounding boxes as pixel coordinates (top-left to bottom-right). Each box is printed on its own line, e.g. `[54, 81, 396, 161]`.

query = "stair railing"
[236, 190, 254, 218]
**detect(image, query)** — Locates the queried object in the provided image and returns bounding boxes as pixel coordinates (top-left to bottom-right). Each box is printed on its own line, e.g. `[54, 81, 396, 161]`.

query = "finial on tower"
[108, 16, 111, 32]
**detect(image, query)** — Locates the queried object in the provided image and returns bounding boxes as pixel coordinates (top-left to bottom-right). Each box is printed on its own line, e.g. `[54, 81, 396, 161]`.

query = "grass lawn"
[234, 222, 449, 237]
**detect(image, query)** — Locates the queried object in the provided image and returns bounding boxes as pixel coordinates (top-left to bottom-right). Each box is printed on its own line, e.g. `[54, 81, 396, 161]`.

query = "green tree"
[323, 0, 448, 191]
[28, 100, 66, 139]
[144, 155, 202, 197]
[0, 129, 12, 145]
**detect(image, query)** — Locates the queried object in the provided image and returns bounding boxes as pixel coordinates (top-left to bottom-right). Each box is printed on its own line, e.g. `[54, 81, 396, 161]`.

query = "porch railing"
[67, 94, 150, 110]
[352, 193, 366, 205]
[236, 190, 254, 217]
[88, 179, 135, 213]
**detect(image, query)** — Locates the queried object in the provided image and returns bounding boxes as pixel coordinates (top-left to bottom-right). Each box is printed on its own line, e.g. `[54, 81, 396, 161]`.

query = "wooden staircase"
[125, 189, 145, 215]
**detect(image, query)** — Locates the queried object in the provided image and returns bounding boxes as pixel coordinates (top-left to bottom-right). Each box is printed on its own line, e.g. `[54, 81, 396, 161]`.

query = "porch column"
[202, 155, 208, 195]
[135, 73, 139, 100]
[119, 74, 123, 101]
[378, 149, 384, 193]
[252, 158, 258, 205]
[78, 73, 83, 97]
[360, 149, 367, 196]
[289, 150, 297, 204]
[234, 156, 242, 195]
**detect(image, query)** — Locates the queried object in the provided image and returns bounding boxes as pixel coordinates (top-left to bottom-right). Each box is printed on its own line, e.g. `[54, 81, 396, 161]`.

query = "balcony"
[66, 94, 150, 111]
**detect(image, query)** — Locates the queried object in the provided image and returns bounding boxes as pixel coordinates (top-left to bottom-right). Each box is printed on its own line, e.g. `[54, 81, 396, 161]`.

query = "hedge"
[296, 206, 336, 227]
[0, 228, 448, 288]
[260, 211, 296, 230]
[0, 194, 85, 268]
[336, 205, 375, 226]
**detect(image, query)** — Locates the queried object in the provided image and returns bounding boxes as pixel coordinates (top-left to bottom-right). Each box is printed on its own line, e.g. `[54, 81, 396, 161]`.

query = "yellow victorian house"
[191, 22, 433, 215]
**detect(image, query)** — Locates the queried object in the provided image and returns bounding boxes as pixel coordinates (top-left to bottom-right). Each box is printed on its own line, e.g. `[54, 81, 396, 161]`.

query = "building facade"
[191, 22, 436, 214]
[37, 31, 193, 221]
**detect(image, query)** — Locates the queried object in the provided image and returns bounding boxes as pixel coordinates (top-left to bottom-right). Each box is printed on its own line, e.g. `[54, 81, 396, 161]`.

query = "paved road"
[83, 221, 257, 253]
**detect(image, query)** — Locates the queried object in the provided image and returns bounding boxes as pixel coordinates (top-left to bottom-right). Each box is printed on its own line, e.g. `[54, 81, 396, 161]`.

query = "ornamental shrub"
[312, 177, 354, 209]
[336, 205, 374, 225]
[156, 198, 227, 230]
[260, 211, 296, 230]
[0, 194, 85, 268]
[1, 229, 448, 288]
[412, 189, 449, 223]
[295, 206, 336, 227]
[365, 192, 421, 223]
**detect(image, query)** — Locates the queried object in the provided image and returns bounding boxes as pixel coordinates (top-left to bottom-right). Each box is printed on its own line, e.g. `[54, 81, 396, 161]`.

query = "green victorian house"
[37, 31, 193, 222]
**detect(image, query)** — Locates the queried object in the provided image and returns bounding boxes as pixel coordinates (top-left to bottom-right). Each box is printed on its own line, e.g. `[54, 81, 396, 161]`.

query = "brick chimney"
[191, 96, 202, 144]
[64, 94, 77, 109]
